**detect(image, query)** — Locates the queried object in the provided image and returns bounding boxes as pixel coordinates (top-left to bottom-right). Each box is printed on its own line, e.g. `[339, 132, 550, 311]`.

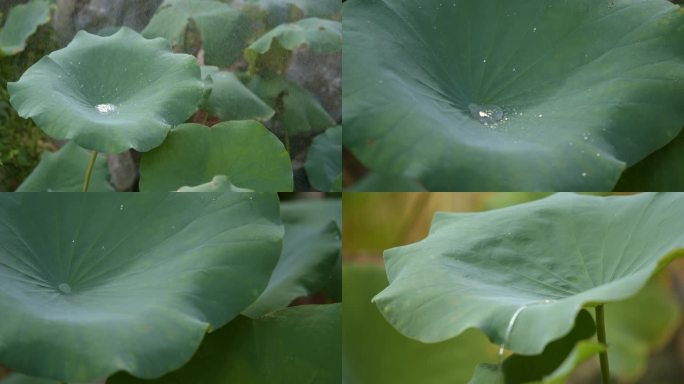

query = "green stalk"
[82, 151, 98, 192]
[595, 304, 610, 384]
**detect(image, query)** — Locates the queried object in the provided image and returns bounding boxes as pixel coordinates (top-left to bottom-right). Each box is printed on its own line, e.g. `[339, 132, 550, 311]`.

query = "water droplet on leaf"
[58, 283, 72, 294]
[469, 103, 505, 125]
[95, 104, 118, 114]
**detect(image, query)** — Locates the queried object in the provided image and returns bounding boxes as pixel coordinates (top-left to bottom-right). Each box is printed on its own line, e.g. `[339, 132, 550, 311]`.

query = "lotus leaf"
[305, 126, 342, 192]
[201, 67, 274, 122]
[247, 75, 335, 135]
[347, 172, 426, 192]
[143, 0, 248, 67]
[245, 17, 342, 73]
[16, 142, 112, 192]
[109, 304, 341, 384]
[245, 199, 341, 317]
[139, 121, 293, 192]
[244, 0, 341, 18]
[375, 193, 684, 355]
[8, 27, 204, 154]
[0, 193, 283, 381]
[343, 0, 684, 191]
[0, 0, 51, 56]
[176, 175, 253, 192]
[469, 310, 600, 384]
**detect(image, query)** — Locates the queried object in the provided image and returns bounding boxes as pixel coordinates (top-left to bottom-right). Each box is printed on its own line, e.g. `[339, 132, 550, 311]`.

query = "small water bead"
[482, 59, 487, 63]
[582, 172, 588, 177]
[469, 103, 505, 126]
[58, 283, 72, 294]
[537, 114, 543, 118]
[71, 239, 75, 244]
[119, 204, 124, 211]
[533, 27, 537, 32]
[96, 103, 118, 114]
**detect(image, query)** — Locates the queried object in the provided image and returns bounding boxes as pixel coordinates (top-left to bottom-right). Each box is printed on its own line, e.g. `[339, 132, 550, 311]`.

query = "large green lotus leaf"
[16, 142, 112, 192]
[176, 175, 254, 192]
[470, 310, 601, 384]
[0, 193, 283, 382]
[605, 273, 681, 380]
[343, 264, 499, 384]
[245, 17, 341, 72]
[343, 0, 684, 191]
[200, 67, 274, 122]
[0, 0, 51, 56]
[143, 0, 248, 67]
[247, 75, 335, 135]
[139, 121, 293, 192]
[615, 129, 684, 191]
[244, 199, 341, 317]
[109, 304, 341, 384]
[305, 126, 342, 192]
[8, 27, 204, 154]
[375, 193, 684, 355]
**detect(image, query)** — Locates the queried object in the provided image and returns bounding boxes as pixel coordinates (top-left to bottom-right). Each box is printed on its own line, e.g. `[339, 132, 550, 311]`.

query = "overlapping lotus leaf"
[200, 66, 274, 122]
[343, 0, 684, 191]
[615, 129, 684, 191]
[0, 0, 51, 56]
[139, 121, 293, 192]
[375, 193, 684, 355]
[0, 193, 283, 382]
[245, 17, 342, 72]
[244, 0, 341, 19]
[305, 126, 342, 192]
[16, 142, 112, 192]
[109, 304, 341, 384]
[244, 199, 341, 317]
[143, 0, 248, 67]
[8, 27, 204, 154]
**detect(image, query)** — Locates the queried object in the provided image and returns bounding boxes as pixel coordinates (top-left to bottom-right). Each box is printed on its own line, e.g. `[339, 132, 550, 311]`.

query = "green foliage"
[0, 0, 51, 56]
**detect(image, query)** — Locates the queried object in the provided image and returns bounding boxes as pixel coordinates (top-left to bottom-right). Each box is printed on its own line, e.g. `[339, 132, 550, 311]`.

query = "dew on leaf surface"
[95, 103, 118, 114]
[469, 103, 505, 126]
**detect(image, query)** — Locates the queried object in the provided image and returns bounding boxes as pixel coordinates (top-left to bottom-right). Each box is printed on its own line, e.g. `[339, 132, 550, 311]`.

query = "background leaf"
[305, 125, 341, 192]
[16, 142, 112, 192]
[139, 121, 293, 192]
[201, 67, 274, 122]
[109, 304, 341, 384]
[0, 0, 51, 56]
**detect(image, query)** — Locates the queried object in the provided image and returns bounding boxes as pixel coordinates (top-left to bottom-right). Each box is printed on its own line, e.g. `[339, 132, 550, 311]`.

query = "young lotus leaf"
[375, 193, 684, 355]
[305, 126, 342, 192]
[247, 75, 335, 135]
[0, 193, 283, 382]
[200, 67, 274, 122]
[139, 121, 293, 192]
[16, 142, 112, 192]
[343, 0, 684, 191]
[8, 27, 204, 154]
[109, 304, 341, 384]
[177, 175, 253, 192]
[343, 264, 499, 384]
[469, 310, 600, 384]
[0, 0, 51, 56]
[143, 0, 249, 67]
[245, 17, 342, 73]
[244, 199, 341, 317]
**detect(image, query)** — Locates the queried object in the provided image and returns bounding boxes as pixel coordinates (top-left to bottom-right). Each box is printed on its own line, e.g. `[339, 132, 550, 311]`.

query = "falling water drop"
[469, 103, 505, 126]
[58, 283, 72, 294]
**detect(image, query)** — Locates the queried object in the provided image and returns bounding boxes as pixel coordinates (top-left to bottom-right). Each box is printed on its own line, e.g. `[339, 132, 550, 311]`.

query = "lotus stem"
[595, 304, 611, 384]
[82, 151, 98, 192]
[284, 129, 291, 154]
